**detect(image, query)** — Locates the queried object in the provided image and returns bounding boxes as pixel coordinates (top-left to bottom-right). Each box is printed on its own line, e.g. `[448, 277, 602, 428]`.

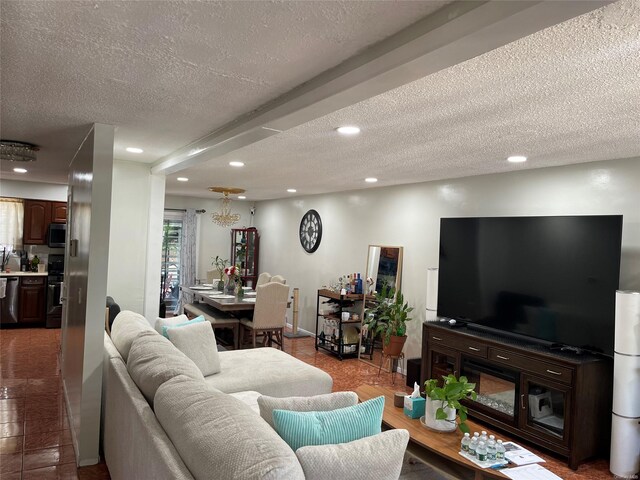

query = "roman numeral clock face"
[299, 209, 322, 253]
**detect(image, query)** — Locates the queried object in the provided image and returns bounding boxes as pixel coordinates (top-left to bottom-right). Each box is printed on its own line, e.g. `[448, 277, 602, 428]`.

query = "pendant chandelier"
[0, 140, 39, 162]
[208, 187, 244, 227]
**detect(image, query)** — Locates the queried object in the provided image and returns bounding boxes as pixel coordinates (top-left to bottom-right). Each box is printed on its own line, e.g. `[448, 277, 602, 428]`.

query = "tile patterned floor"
[0, 327, 613, 479]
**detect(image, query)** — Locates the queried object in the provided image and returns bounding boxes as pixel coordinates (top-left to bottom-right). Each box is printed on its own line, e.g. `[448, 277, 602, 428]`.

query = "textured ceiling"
[0, 0, 446, 183]
[172, 0, 640, 200]
[1, 1, 638, 201]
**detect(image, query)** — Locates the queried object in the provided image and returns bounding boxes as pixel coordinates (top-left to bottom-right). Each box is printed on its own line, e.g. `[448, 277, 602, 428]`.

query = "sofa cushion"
[127, 331, 204, 405]
[296, 429, 410, 480]
[155, 376, 305, 480]
[154, 314, 188, 335]
[272, 396, 384, 451]
[110, 310, 157, 362]
[205, 347, 332, 396]
[258, 392, 358, 429]
[166, 321, 221, 376]
[161, 315, 206, 338]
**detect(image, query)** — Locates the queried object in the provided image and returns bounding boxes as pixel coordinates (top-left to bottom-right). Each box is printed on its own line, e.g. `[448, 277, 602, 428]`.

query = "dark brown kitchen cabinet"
[51, 202, 67, 223]
[19, 277, 46, 323]
[23, 200, 51, 244]
[23, 199, 67, 244]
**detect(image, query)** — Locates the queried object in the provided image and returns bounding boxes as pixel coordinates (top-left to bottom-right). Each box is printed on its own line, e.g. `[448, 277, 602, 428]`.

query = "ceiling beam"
[152, 0, 611, 176]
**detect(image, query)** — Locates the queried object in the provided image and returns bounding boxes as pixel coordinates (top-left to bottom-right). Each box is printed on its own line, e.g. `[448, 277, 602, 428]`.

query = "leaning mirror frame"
[358, 245, 404, 372]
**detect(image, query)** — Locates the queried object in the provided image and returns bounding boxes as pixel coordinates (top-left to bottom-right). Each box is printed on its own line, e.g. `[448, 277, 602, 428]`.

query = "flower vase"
[235, 283, 244, 299]
[217, 278, 224, 292]
[226, 279, 236, 295]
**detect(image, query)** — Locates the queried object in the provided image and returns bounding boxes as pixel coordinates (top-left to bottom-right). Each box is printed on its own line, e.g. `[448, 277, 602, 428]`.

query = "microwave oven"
[48, 223, 66, 248]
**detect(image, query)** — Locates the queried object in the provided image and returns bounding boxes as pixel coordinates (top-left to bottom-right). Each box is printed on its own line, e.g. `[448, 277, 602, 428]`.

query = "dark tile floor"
[1, 327, 613, 479]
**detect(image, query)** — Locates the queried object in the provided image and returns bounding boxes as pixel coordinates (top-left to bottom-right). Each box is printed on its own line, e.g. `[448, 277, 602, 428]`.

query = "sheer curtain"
[0, 198, 24, 251]
[174, 208, 197, 314]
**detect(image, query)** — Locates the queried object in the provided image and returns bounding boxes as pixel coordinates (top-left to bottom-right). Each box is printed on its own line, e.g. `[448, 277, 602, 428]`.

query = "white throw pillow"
[257, 391, 358, 429]
[296, 429, 409, 480]
[154, 314, 189, 334]
[166, 321, 221, 376]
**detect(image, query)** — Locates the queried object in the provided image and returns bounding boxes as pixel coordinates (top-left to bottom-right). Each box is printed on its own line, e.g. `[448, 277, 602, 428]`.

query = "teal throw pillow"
[272, 396, 384, 451]
[162, 315, 205, 338]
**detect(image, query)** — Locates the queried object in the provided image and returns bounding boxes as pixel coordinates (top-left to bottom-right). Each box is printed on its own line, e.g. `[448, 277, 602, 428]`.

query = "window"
[0, 198, 24, 251]
[160, 213, 183, 312]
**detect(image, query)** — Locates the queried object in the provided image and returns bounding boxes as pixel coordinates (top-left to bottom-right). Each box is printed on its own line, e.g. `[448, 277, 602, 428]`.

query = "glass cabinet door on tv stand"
[230, 227, 259, 288]
[520, 375, 571, 447]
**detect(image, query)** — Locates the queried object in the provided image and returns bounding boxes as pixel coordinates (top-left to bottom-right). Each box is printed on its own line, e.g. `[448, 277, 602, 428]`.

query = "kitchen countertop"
[0, 271, 48, 277]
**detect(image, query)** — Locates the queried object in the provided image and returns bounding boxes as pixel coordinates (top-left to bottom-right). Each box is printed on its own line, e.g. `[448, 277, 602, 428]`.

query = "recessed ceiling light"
[13, 167, 27, 174]
[336, 126, 361, 136]
[126, 147, 144, 153]
[238, 195, 246, 200]
[229, 161, 245, 167]
[177, 177, 189, 182]
[365, 177, 378, 183]
[287, 188, 297, 193]
[507, 155, 527, 163]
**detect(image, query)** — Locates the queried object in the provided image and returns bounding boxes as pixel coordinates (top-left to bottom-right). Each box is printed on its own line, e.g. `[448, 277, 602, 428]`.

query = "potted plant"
[423, 374, 477, 433]
[363, 283, 413, 356]
[212, 256, 229, 291]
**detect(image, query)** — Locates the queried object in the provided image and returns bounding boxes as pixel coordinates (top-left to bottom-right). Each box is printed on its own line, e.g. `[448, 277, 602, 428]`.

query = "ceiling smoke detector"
[1, 140, 39, 162]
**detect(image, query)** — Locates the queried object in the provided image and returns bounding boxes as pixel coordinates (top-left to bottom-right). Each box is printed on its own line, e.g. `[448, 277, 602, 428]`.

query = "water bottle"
[477, 441, 487, 461]
[461, 432, 471, 452]
[480, 430, 488, 443]
[487, 439, 497, 461]
[469, 432, 479, 457]
[496, 440, 506, 460]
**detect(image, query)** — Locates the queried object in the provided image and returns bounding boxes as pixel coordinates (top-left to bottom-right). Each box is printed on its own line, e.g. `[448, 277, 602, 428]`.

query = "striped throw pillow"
[272, 396, 384, 451]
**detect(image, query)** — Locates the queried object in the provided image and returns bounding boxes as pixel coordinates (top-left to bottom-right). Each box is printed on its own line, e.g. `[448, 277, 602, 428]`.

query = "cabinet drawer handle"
[496, 355, 509, 360]
[546, 369, 562, 376]
[432, 336, 443, 341]
[468, 346, 480, 352]
[521, 394, 526, 410]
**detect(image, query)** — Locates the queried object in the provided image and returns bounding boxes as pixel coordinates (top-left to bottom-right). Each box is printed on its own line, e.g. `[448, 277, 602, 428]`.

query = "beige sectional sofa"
[102, 311, 409, 480]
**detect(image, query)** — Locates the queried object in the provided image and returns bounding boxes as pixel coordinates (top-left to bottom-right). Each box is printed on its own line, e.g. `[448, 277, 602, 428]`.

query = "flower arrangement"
[224, 265, 242, 285]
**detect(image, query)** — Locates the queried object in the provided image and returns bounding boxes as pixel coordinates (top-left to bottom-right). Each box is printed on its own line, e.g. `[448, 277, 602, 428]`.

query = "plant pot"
[383, 335, 406, 357]
[423, 397, 457, 432]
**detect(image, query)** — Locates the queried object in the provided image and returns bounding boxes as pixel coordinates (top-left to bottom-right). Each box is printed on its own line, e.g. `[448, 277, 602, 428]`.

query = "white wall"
[255, 157, 640, 360]
[0, 179, 67, 201]
[107, 160, 166, 316]
[164, 195, 254, 280]
[61, 123, 114, 466]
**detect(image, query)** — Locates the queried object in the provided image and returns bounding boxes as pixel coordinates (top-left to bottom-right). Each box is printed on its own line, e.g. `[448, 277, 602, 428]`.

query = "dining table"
[181, 285, 257, 313]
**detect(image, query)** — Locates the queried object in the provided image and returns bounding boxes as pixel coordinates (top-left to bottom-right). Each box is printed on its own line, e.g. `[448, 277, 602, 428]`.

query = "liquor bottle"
[476, 441, 487, 462]
[496, 440, 506, 460]
[461, 432, 471, 453]
[356, 273, 363, 294]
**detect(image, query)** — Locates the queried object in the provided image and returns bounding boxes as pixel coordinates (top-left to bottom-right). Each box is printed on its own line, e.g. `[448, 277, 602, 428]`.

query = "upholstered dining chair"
[240, 282, 290, 350]
[206, 270, 216, 284]
[270, 274, 287, 284]
[256, 272, 272, 287]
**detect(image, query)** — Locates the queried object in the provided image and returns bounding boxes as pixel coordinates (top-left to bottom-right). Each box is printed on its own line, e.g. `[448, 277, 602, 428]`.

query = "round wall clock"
[299, 209, 322, 253]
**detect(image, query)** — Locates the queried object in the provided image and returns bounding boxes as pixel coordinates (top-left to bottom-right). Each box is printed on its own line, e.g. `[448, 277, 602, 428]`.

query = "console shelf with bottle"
[315, 289, 364, 360]
[420, 322, 612, 470]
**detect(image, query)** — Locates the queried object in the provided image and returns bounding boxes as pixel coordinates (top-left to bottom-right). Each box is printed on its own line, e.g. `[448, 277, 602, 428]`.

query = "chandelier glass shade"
[0, 140, 39, 162]
[209, 187, 244, 227]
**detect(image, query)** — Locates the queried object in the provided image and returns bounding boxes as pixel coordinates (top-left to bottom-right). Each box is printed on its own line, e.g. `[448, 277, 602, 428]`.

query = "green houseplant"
[423, 374, 477, 433]
[363, 284, 413, 356]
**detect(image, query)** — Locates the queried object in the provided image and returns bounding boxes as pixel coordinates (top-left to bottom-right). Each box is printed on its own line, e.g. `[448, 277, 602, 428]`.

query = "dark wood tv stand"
[420, 321, 613, 470]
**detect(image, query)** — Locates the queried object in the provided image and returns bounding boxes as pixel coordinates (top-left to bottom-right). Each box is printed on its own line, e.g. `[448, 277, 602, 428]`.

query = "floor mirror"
[358, 245, 403, 372]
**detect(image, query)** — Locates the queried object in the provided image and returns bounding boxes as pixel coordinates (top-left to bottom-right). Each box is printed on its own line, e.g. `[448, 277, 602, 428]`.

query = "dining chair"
[271, 274, 286, 284]
[240, 282, 290, 350]
[206, 270, 216, 284]
[256, 272, 272, 287]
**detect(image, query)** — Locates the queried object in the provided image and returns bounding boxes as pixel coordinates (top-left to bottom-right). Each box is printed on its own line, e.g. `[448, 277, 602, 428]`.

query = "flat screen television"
[437, 215, 623, 357]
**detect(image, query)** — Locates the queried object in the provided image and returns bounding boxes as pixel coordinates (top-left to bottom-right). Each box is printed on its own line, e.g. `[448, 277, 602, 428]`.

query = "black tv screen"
[437, 216, 623, 356]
